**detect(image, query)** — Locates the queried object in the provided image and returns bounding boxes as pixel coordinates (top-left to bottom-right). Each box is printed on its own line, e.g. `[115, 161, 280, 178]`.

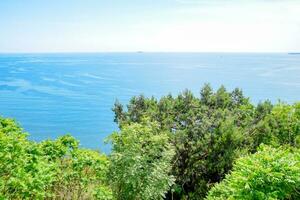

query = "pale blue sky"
[0, 0, 299, 52]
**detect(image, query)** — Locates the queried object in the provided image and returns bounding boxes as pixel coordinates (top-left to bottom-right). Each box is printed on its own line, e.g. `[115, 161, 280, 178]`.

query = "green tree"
[108, 121, 175, 200]
[112, 84, 273, 199]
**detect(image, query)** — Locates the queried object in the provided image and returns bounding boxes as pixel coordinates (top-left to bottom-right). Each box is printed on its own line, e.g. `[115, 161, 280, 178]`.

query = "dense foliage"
[1, 84, 299, 199]
[113, 84, 300, 199]
[0, 117, 111, 200]
[206, 145, 300, 200]
[108, 121, 175, 200]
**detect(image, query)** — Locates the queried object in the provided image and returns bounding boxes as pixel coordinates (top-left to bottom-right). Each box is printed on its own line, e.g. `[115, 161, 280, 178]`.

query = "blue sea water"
[0, 53, 299, 152]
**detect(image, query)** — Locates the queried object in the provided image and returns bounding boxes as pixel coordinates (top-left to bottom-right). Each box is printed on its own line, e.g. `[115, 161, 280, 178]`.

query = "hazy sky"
[0, 0, 300, 52]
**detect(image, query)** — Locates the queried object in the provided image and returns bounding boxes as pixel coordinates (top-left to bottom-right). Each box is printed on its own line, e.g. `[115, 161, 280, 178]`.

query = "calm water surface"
[0, 53, 299, 152]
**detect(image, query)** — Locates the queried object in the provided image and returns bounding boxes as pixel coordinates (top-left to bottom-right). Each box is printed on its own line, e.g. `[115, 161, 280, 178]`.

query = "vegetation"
[113, 84, 299, 199]
[108, 121, 175, 200]
[0, 84, 299, 199]
[206, 145, 300, 200]
[0, 117, 111, 200]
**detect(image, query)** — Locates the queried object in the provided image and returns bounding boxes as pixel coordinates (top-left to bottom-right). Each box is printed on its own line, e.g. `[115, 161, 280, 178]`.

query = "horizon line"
[0, 51, 296, 54]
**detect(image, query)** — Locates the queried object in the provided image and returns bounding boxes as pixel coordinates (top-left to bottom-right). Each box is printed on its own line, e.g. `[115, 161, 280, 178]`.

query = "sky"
[0, 0, 300, 52]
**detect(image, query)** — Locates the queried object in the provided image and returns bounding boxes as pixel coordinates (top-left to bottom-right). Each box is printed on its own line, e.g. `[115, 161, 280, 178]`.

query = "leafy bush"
[0, 116, 111, 200]
[206, 145, 300, 200]
[0, 117, 56, 199]
[108, 121, 175, 200]
[262, 102, 300, 147]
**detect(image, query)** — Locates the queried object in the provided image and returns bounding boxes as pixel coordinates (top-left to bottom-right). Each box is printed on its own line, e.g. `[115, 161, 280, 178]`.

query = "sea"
[0, 53, 299, 153]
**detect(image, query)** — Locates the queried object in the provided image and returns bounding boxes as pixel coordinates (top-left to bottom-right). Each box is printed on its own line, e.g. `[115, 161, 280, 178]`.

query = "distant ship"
[137, 51, 144, 53]
[288, 53, 300, 55]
